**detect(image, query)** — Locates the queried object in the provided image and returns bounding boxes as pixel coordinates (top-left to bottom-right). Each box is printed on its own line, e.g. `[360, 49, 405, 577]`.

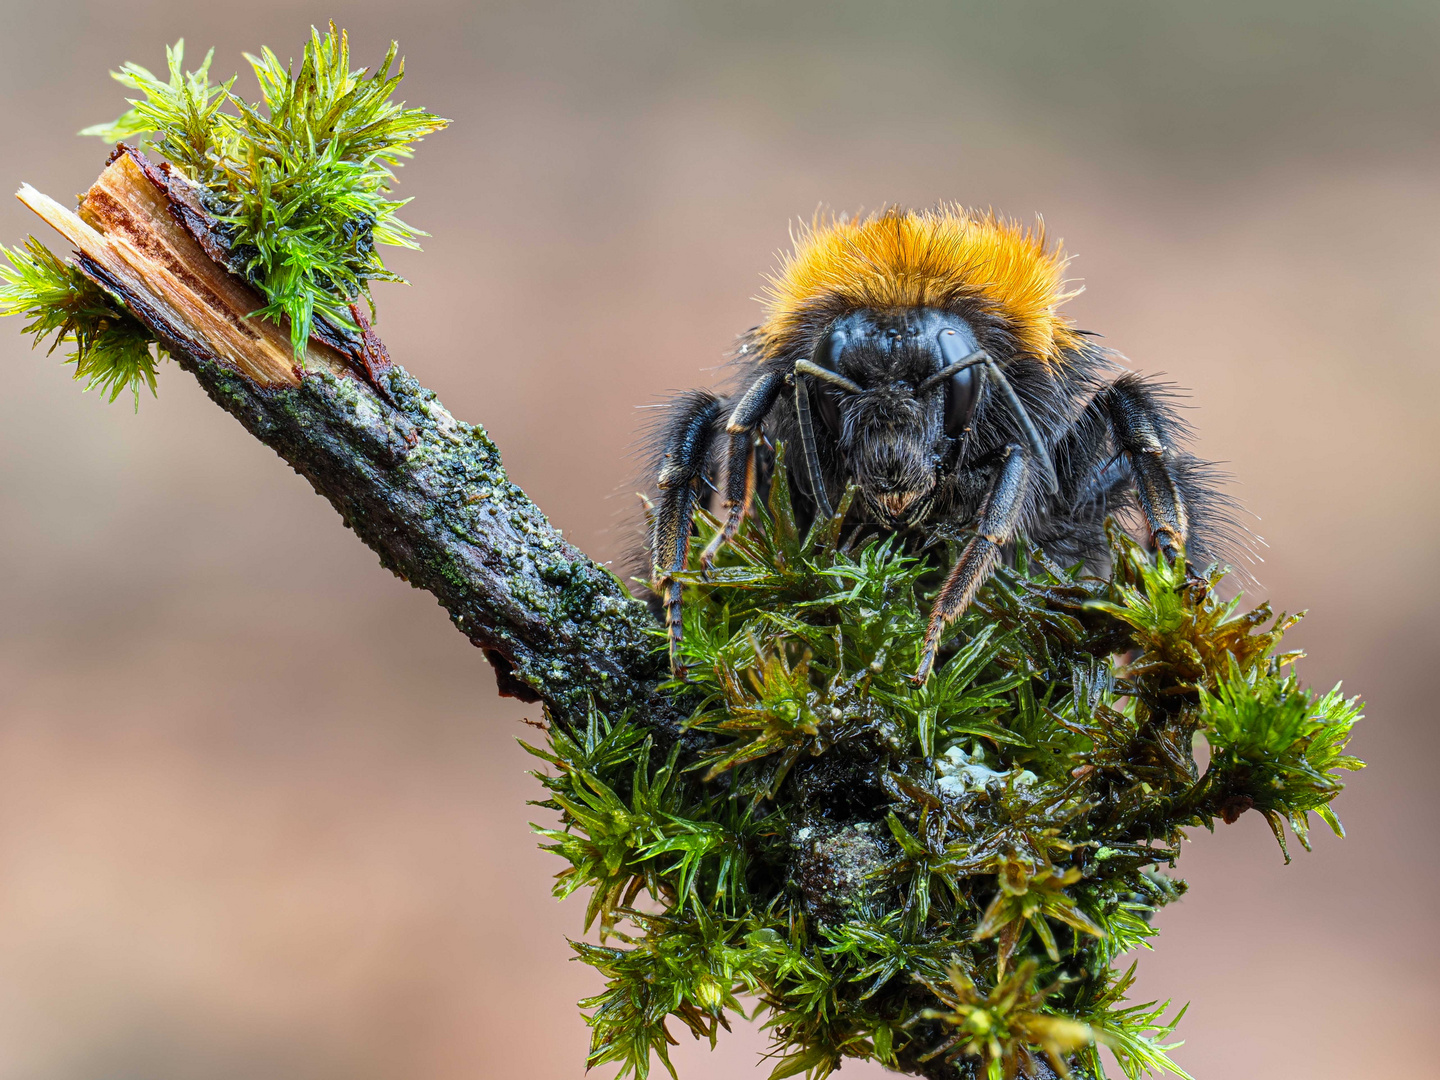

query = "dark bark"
[160, 339, 666, 728]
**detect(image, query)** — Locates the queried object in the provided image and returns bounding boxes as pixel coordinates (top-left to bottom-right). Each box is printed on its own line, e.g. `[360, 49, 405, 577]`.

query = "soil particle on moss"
[790, 820, 895, 924]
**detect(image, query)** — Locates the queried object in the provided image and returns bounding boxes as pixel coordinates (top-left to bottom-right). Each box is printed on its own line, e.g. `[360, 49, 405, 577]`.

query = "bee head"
[801, 307, 983, 526]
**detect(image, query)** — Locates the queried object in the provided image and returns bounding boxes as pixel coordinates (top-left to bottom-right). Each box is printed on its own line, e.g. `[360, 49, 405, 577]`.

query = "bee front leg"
[1102, 377, 1193, 574]
[651, 393, 725, 676]
[699, 366, 787, 570]
[915, 444, 1031, 684]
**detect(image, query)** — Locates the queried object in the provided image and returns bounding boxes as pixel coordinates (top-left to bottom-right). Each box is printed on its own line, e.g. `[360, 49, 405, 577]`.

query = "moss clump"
[2, 26, 445, 404]
[528, 452, 1363, 1080]
[82, 25, 446, 356]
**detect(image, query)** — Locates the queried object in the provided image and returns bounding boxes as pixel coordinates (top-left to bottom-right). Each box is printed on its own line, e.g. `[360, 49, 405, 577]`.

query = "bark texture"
[19, 149, 667, 730]
[161, 346, 666, 726]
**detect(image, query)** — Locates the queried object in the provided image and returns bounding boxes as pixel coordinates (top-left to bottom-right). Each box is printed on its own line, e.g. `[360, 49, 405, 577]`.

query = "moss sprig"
[82, 25, 447, 356]
[530, 451, 1364, 1080]
[0, 236, 165, 407]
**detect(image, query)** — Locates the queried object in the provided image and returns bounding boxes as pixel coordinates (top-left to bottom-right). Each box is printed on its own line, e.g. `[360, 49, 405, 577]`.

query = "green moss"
[82, 25, 446, 357]
[528, 453, 1363, 1080]
[3, 26, 445, 402]
[0, 237, 165, 408]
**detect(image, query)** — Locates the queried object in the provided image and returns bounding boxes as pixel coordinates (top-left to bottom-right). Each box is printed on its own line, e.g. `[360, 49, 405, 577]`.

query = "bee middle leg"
[916, 443, 1031, 684]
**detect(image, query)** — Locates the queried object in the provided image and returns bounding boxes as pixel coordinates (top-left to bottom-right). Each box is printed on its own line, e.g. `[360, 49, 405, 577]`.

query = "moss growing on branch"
[82, 26, 447, 355]
[2, 25, 445, 402]
[528, 453, 1363, 1080]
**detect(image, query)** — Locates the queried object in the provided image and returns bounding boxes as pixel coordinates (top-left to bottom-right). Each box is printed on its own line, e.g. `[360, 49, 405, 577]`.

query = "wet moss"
[532, 469, 1364, 1080]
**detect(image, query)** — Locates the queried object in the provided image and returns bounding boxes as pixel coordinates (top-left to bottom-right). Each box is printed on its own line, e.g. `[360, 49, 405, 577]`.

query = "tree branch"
[17, 148, 666, 729]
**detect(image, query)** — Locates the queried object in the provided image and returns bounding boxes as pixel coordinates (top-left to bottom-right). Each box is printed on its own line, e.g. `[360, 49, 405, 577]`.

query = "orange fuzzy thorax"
[759, 206, 1083, 366]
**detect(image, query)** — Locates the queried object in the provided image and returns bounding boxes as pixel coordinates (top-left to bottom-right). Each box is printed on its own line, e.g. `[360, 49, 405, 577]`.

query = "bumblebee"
[649, 207, 1238, 682]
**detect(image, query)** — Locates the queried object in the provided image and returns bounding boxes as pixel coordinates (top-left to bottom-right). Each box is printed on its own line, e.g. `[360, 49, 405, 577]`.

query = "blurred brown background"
[0, 2, 1435, 1077]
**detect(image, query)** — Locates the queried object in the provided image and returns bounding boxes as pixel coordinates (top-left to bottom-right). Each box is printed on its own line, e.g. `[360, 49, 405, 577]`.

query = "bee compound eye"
[945, 365, 980, 435]
[939, 328, 981, 434]
[814, 379, 842, 433]
[803, 328, 846, 432]
[815, 328, 845, 370]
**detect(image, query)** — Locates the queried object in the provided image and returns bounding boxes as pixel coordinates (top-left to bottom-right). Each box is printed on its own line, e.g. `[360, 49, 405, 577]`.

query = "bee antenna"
[916, 349, 986, 395]
[981, 355, 1060, 495]
[792, 370, 835, 519]
[794, 359, 862, 395]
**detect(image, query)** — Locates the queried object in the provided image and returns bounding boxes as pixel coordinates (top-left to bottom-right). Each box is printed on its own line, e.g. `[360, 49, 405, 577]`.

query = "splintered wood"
[15, 151, 350, 387]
